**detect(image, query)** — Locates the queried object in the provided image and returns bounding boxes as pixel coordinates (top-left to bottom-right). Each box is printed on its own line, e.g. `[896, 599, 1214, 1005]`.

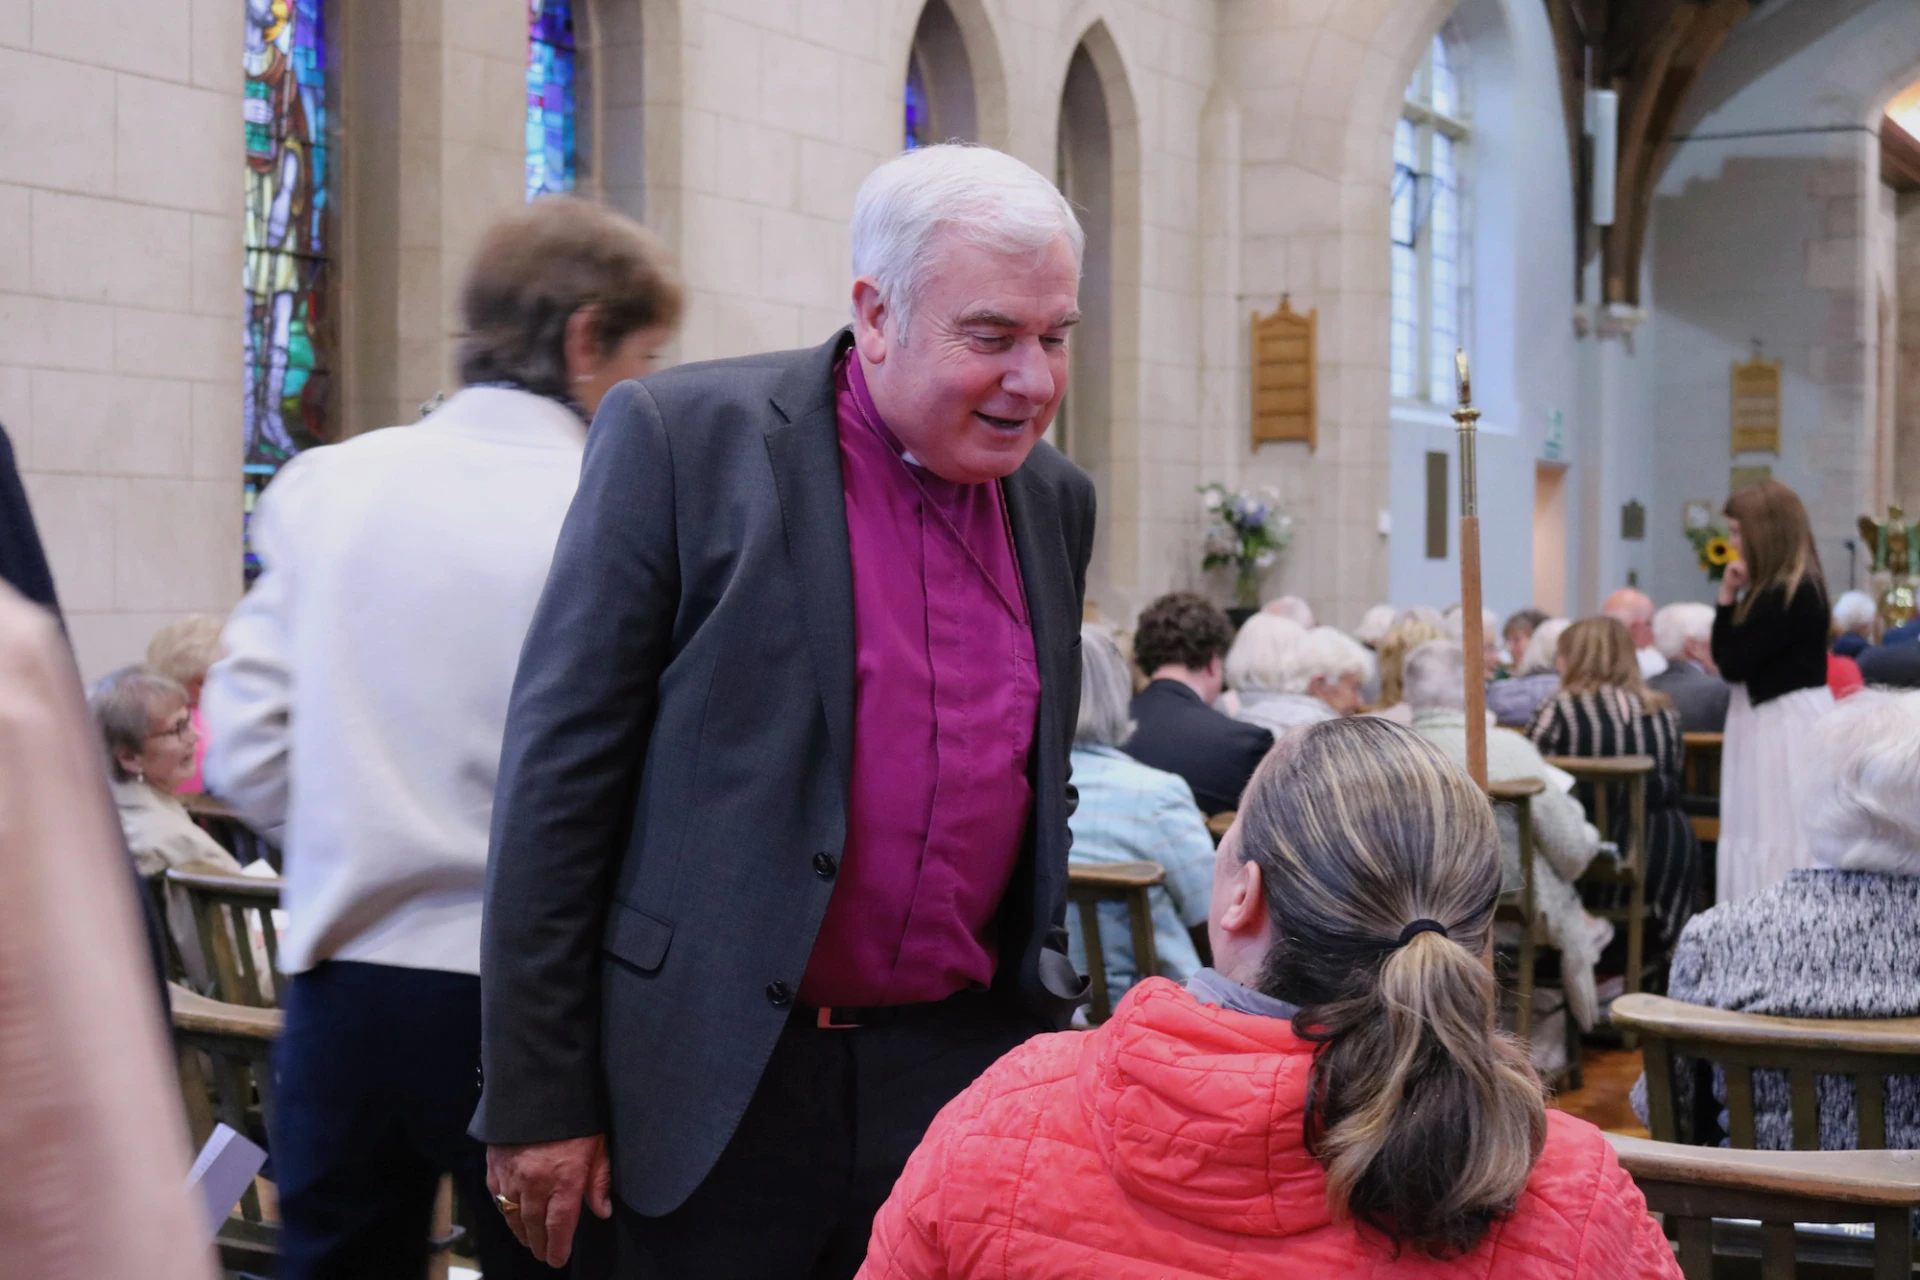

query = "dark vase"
[1226, 606, 1258, 630]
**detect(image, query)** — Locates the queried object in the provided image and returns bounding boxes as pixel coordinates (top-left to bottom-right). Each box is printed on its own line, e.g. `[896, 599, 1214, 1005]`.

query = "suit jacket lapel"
[1003, 467, 1065, 675]
[765, 332, 857, 794]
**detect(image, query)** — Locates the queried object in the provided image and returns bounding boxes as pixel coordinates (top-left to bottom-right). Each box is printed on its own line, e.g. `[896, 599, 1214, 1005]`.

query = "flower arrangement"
[1200, 483, 1294, 607]
[1685, 526, 1734, 582]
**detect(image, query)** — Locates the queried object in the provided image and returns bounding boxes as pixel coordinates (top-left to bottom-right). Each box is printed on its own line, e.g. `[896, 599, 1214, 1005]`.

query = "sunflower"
[1705, 537, 1734, 567]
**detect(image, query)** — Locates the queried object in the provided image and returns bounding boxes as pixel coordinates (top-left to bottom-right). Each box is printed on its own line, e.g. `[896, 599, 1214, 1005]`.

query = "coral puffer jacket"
[860, 978, 1680, 1279]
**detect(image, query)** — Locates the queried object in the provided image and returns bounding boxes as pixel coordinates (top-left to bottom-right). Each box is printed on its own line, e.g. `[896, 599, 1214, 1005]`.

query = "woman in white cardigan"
[1404, 640, 1613, 1028]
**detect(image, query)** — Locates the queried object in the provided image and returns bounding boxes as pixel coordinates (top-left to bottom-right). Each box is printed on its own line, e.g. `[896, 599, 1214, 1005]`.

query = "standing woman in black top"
[1713, 479, 1833, 904]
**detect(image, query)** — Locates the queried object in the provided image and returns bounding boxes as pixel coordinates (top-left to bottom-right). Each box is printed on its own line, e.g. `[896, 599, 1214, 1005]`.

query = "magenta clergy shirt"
[797, 354, 1040, 1008]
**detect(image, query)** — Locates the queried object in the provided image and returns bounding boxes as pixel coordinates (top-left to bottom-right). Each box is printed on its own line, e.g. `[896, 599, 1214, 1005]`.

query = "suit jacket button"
[765, 981, 792, 1008]
[812, 852, 837, 880]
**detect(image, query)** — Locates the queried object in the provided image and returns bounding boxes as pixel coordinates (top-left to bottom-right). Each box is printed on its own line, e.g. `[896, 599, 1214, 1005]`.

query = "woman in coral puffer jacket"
[860, 717, 1680, 1279]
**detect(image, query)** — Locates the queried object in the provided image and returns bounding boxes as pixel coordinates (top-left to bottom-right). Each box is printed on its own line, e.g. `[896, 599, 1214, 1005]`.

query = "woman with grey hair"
[1831, 589, 1876, 658]
[1636, 688, 1920, 1149]
[1488, 615, 1569, 728]
[1066, 623, 1218, 1000]
[1226, 614, 1369, 737]
[1404, 640, 1611, 1028]
[92, 666, 242, 881]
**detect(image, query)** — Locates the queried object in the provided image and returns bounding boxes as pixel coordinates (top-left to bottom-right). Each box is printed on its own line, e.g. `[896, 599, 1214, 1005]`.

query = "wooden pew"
[1612, 992, 1920, 1150]
[1068, 860, 1165, 1025]
[171, 984, 282, 1273]
[167, 864, 282, 1008]
[1487, 776, 1581, 1089]
[1608, 1133, 1920, 1279]
[1680, 732, 1723, 846]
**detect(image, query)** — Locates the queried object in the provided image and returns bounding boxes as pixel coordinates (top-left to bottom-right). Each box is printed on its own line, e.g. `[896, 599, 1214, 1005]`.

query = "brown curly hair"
[1132, 592, 1236, 676]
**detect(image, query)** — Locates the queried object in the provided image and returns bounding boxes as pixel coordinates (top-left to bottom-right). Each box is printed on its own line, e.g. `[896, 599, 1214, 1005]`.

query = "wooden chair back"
[166, 865, 282, 1007]
[1205, 810, 1235, 845]
[1544, 753, 1655, 999]
[1068, 861, 1165, 1024]
[1608, 1133, 1920, 1279]
[1613, 993, 1920, 1150]
[1680, 732, 1722, 845]
[171, 983, 282, 1272]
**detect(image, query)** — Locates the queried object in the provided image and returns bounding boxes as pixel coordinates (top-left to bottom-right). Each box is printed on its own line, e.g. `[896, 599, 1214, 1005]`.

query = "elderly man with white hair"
[1831, 589, 1876, 658]
[1225, 614, 1369, 738]
[1635, 689, 1920, 1149]
[1605, 586, 1668, 679]
[1404, 640, 1613, 1028]
[1647, 602, 1730, 733]
[475, 145, 1095, 1277]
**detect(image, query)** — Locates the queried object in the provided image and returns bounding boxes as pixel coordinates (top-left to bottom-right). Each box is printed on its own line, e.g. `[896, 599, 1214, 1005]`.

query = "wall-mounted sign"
[1250, 298, 1316, 451]
[1730, 464, 1773, 493]
[1621, 500, 1646, 541]
[1730, 356, 1781, 455]
[1543, 408, 1565, 463]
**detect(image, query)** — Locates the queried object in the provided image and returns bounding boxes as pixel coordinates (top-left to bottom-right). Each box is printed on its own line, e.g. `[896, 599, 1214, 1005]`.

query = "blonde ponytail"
[1240, 718, 1546, 1258]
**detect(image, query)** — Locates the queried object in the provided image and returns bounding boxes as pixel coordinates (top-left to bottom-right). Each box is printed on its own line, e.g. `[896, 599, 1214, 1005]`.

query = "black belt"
[803, 988, 993, 1030]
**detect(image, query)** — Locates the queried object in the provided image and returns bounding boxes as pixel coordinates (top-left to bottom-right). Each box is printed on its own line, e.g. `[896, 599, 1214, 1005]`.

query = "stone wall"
[0, 0, 246, 679]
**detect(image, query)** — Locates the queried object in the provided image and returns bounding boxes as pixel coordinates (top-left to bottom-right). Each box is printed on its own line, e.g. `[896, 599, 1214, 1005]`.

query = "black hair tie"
[1398, 918, 1449, 946]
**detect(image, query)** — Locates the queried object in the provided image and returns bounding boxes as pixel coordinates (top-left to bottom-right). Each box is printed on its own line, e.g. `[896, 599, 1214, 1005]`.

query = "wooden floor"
[1550, 1047, 1650, 1138]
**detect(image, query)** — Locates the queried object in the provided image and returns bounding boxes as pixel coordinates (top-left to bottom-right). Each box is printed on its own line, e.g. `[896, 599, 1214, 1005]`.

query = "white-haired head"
[1227, 615, 1369, 697]
[850, 144, 1084, 342]
[1513, 617, 1570, 677]
[1403, 640, 1468, 712]
[1652, 602, 1714, 662]
[1264, 595, 1316, 629]
[1833, 590, 1876, 637]
[1798, 689, 1920, 876]
[1443, 605, 1499, 643]
[1355, 604, 1397, 646]
[1074, 622, 1136, 749]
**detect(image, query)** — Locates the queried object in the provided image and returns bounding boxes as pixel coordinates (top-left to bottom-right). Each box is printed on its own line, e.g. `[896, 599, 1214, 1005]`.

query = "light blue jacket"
[1066, 744, 1217, 998]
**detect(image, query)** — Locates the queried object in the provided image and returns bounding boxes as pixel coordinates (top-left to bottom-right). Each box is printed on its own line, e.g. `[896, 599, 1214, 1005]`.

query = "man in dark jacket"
[1123, 592, 1273, 815]
[1649, 602, 1732, 733]
[475, 145, 1094, 1279]
[1859, 640, 1920, 688]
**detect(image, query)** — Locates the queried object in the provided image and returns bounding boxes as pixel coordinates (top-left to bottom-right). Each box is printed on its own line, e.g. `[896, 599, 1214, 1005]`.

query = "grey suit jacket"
[1647, 659, 1731, 735]
[471, 330, 1095, 1216]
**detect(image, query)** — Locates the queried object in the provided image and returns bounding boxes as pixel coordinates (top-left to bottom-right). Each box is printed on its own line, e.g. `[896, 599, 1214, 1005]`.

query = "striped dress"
[1526, 687, 1699, 953]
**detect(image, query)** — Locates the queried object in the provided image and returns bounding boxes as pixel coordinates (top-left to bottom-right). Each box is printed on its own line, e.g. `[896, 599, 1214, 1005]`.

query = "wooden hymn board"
[1730, 355, 1781, 455]
[1251, 299, 1317, 451]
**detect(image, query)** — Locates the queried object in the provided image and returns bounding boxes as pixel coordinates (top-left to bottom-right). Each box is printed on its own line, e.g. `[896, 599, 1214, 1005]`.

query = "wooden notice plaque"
[1730, 357, 1781, 455]
[1251, 299, 1317, 450]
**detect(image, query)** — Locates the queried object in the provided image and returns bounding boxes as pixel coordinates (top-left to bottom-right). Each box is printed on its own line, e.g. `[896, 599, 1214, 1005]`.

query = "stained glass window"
[527, 0, 577, 200]
[244, 0, 331, 579]
[1391, 31, 1471, 405]
[905, 52, 931, 150]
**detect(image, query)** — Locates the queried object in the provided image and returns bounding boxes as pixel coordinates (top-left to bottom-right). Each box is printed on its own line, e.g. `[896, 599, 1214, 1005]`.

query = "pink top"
[798, 354, 1040, 1008]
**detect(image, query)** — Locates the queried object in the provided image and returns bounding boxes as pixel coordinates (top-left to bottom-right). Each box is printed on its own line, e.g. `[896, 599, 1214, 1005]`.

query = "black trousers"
[273, 960, 563, 1280]
[572, 992, 1041, 1280]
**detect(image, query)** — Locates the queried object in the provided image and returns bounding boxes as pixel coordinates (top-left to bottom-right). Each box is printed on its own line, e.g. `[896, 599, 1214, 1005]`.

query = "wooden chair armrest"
[1068, 861, 1167, 889]
[178, 792, 240, 820]
[1486, 777, 1546, 800]
[1205, 811, 1236, 838]
[1606, 1134, 1920, 1207]
[168, 983, 283, 1040]
[1681, 732, 1724, 749]
[165, 865, 282, 900]
[1610, 993, 1920, 1054]
[1542, 754, 1655, 777]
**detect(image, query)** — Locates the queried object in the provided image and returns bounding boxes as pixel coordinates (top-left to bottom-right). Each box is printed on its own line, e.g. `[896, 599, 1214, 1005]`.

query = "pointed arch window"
[527, 0, 578, 199]
[243, 0, 332, 578]
[1391, 30, 1471, 404]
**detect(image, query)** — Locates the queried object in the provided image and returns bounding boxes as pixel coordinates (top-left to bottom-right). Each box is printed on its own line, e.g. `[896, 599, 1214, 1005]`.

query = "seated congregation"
[69, 178, 1920, 1278]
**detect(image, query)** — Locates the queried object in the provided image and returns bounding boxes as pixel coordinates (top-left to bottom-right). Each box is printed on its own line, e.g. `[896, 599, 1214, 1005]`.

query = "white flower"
[1254, 550, 1277, 569]
[1203, 489, 1223, 512]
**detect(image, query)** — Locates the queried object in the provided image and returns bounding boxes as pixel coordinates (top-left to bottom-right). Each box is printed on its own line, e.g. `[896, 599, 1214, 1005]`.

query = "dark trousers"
[273, 960, 562, 1280]
[572, 992, 1041, 1280]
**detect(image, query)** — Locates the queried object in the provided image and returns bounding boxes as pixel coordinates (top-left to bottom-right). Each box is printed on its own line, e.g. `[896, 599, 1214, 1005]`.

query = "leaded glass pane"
[1430, 34, 1457, 119]
[905, 52, 931, 150]
[527, 0, 577, 200]
[244, 0, 331, 579]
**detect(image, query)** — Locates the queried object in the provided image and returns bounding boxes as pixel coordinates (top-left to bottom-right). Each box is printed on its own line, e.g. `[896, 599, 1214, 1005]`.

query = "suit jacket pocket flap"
[603, 901, 674, 973]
